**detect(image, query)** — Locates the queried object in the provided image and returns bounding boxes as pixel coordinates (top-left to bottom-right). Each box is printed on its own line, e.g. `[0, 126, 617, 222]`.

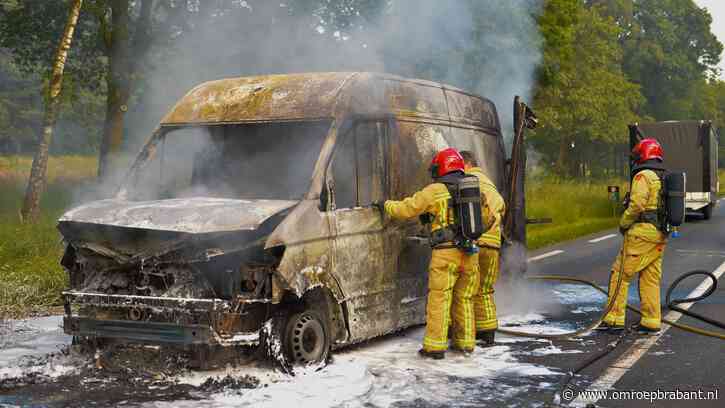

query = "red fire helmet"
[430, 148, 465, 178]
[632, 138, 663, 164]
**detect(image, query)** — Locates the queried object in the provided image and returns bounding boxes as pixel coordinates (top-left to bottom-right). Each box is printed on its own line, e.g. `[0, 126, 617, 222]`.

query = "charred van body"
[59, 72, 529, 365]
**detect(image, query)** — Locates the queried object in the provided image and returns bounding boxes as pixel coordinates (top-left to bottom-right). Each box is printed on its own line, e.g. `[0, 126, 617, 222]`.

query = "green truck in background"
[629, 121, 719, 219]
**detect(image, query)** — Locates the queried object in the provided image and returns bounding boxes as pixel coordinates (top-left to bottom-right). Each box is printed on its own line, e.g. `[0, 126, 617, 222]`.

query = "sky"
[694, 0, 725, 78]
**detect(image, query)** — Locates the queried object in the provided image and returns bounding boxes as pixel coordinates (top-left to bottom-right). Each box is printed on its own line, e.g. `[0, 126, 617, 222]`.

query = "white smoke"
[126, 0, 543, 148]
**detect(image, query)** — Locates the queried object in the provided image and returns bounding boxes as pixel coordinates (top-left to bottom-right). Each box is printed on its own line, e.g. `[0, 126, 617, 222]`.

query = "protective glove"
[372, 200, 385, 214]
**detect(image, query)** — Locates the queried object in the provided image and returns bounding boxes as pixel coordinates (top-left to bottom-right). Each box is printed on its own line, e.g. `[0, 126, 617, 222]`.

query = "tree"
[1, 0, 195, 180]
[532, 0, 643, 177]
[20, 0, 83, 222]
[0, 52, 43, 153]
[592, 0, 723, 120]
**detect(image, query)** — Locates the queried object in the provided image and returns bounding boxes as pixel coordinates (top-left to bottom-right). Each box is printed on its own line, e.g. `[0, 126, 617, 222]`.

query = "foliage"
[0, 50, 104, 154]
[532, 0, 644, 177]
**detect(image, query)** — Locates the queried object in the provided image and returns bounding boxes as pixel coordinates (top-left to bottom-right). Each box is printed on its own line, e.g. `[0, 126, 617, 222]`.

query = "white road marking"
[572, 259, 725, 406]
[527, 250, 564, 262]
[676, 249, 725, 258]
[588, 234, 617, 243]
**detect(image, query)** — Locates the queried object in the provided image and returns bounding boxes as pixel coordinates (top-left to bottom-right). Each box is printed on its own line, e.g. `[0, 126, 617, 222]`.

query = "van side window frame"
[325, 114, 394, 211]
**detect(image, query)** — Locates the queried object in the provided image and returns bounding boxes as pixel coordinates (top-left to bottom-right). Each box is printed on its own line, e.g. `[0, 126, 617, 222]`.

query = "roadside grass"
[526, 177, 626, 249]
[719, 169, 725, 196]
[0, 155, 97, 184]
[0, 155, 97, 318]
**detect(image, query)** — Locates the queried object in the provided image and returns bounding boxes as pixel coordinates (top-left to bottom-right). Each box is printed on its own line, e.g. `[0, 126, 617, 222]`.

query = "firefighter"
[383, 148, 480, 359]
[598, 138, 667, 334]
[460, 151, 506, 347]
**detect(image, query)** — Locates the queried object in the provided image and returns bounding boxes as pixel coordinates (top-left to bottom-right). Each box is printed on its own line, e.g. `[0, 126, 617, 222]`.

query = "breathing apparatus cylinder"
[664, 172, 686, 228]
[448, 175, 484, 254]
[452, 175, 484, 240]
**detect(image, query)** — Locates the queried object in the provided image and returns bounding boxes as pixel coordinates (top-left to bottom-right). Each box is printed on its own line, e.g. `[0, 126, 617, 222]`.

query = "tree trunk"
[97, 0, 131, 182]
[20, 0, 83, 222]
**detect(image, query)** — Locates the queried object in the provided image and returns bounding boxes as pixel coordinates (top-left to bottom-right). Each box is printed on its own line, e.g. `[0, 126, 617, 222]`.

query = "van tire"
[283, 310, 330, 366]
[702, 204, 713, 220]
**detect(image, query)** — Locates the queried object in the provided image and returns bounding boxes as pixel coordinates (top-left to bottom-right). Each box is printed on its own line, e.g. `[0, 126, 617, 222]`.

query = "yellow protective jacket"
[384, 183, 454, 233]
[621, 169, 667, 243]
[468, 167, 506, 249]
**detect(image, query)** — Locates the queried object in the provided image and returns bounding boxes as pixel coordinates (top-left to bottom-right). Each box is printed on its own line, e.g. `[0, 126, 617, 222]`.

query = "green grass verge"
[526, 177, 626, 250]
[0, 155, 97, 318]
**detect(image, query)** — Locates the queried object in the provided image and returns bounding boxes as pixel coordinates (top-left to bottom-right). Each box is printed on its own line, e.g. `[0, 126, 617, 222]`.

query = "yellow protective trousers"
[604, 235, 666, 330]
[424, 247, 479, 352]
[473, 247, 500, 331]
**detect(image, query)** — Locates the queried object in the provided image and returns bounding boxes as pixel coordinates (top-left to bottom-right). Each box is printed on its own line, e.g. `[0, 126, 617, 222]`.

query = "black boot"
[476, 330, 495, 347]
[634, 324, 660, 334]
[595, 322, 624, 332]
[418, 348, 445, 360]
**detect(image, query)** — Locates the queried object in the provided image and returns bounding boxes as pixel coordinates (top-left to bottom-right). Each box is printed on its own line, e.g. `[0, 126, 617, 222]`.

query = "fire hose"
[498, 248, 725, 407]
[498, 270, 725, 340]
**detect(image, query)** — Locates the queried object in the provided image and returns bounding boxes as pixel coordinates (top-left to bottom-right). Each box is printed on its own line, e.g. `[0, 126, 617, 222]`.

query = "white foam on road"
[527, 344, 584, 357]
[0, 316, 77, 382]
[551, 284, 606, 306]
[166, 313, 568, 408]
[1, 313, 577, 407]
[588, 234, 617, 243]
[528, 250, 564, 262]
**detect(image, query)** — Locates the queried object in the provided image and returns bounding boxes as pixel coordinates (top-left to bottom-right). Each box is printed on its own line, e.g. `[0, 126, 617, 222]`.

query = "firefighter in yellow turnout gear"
[600, 138, 667, 333]
[461, 151, 506, 347]
[384, 148, 479, 359]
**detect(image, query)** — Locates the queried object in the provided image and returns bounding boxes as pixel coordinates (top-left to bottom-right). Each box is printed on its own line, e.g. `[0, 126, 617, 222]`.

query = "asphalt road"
[522, 201, 725, 407]
[1, 203, 723, 408]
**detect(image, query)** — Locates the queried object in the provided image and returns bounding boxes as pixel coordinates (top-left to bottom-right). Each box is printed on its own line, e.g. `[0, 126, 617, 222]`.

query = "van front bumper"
[63, 316, 221, 345]
[62, 291, 261, 346]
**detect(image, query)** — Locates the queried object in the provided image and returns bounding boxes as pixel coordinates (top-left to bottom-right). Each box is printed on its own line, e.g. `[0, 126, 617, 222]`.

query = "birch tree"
[20, 0, 83, 222]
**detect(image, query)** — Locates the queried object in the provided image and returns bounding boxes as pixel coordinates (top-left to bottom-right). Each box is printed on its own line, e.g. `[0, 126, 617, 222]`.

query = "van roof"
[160, 72, 501, 132]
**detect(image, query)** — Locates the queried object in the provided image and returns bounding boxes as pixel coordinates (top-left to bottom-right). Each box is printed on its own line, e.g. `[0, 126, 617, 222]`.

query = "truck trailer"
[629, 121, 719, 219]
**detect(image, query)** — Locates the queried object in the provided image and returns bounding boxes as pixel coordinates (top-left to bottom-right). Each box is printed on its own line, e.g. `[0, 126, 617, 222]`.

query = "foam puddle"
[2, 312, 577, 407]
[161, 313, 568, 408]
[0, 316, 78, 384]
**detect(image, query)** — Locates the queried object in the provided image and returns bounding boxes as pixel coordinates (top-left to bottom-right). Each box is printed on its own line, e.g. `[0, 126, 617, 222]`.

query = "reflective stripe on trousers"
[423, 248, 480, 352]
[474, 247, 500, 331]
[604, 235, 665, 329]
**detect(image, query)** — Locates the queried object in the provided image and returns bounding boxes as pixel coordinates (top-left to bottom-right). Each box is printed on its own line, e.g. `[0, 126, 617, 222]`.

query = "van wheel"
[283, 310, 330, 365]
[702, 204, 713, 220]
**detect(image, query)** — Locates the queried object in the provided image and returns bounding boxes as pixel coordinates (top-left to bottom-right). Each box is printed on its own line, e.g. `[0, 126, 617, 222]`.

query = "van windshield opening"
[129, 120, 331, 201]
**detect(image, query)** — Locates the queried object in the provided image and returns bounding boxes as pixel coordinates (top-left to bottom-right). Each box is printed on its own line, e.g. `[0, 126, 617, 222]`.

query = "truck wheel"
[283, 310, 330, 365]
[702, 204, 713, 220]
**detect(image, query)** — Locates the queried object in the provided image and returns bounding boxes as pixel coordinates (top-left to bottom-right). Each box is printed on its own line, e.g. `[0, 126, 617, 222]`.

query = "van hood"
[58, 197, 299, 234]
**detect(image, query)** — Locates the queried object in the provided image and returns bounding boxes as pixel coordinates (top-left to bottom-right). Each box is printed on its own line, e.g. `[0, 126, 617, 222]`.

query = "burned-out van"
[60, 72, 530, 366]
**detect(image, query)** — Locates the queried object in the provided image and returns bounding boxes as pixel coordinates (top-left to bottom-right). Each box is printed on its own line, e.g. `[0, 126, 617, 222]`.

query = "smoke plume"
[127, 0, 543, 148]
